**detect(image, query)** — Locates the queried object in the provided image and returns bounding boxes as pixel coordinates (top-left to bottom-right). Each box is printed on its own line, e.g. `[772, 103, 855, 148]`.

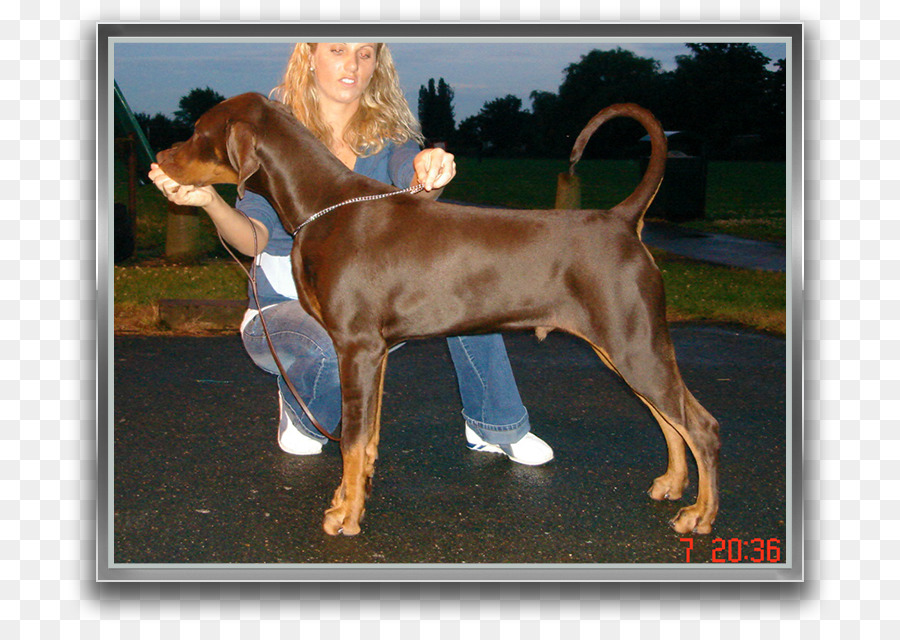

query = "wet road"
[112, 325, 786, 567]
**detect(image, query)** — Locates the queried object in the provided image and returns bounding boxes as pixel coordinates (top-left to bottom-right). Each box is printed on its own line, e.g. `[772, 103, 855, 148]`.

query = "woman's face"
[310, 43, 378, 108]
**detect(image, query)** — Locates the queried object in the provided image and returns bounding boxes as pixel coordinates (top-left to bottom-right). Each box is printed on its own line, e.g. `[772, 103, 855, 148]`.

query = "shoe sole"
[466, 441, 553, 466]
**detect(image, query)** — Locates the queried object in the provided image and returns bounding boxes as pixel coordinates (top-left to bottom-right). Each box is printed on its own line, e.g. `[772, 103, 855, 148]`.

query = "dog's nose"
[156, 142, 183, 163]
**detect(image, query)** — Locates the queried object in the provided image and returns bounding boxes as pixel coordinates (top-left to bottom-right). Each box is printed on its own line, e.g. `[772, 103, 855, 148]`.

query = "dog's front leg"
[323, 342, 388, 536]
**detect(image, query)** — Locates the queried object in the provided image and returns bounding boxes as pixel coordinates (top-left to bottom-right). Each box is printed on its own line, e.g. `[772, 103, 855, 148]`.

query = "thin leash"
[292, 183, 424, 236]
[220, 183, 425, 443]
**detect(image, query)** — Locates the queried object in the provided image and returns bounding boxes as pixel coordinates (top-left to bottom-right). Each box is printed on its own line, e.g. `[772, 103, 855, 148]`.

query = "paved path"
[642, 221, 786, 272]
[112, 325, 786, 567]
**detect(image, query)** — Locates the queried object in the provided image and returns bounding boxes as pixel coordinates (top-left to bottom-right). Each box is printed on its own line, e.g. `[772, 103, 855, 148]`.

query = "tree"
[555, 48, 664, 156]
[443, 44, 786, 160]
[173, 87, 226, 131]
[134, 112, 186, 153]
[476, 95, 531, 156]
[759, 58, 787, 158]
[669, 44, 780, 157]
[418, 78, 456, 145]
[453, 114, 484, 158]
[528, 90, 566, 157]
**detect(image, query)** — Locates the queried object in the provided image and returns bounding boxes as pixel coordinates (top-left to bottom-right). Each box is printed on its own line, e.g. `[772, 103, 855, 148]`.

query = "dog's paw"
[323, 505, 364, 536]
[668, 504, 714, 535]
[648, 473, 688, 501]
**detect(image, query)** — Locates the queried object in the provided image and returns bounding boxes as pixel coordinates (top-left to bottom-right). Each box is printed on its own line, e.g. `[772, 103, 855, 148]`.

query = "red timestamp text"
[680, 537, 782, 563]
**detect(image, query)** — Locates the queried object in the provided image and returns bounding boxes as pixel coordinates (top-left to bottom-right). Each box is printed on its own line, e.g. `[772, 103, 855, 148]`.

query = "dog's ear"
[225, 121, 260, 199]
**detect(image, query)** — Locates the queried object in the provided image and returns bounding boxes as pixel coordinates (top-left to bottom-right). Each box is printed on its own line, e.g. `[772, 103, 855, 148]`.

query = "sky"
[113, 40, 787, 124]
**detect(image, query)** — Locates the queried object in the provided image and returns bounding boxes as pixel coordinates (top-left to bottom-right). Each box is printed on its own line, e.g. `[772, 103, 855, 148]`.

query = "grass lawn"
[652, 251, 785, 333]
[113, 157, 786, 335]
[443, 158, 786, 243]
[114, 251, 785, 335]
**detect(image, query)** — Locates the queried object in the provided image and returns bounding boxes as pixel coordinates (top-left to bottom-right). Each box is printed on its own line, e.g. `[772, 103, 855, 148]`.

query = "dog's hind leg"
[658, 393, 719, 534]
[647, 413, 690, 501]
[587, 343, 688, 501]
[573, 248, 720, 533]
[323, 342, 388, 536]
[591, 343, 688, 500]
[590, 336, 720, 534]
[641, 387, 719, 534]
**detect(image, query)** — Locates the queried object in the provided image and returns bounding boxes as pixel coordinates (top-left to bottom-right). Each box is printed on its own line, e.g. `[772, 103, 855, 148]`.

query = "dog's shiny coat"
[157, 93, 720, 536]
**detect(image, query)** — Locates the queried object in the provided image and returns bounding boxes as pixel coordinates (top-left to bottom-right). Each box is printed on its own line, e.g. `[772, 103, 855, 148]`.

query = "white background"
[3, 0, 894, 637]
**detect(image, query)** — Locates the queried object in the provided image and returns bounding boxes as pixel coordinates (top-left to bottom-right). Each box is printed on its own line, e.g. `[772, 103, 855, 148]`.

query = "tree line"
[420, 44, 786, 160]
[118, 44, 785, 162]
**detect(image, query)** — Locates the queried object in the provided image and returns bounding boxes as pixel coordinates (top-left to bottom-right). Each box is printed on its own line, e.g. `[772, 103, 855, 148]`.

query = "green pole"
[113, 80, 156, 180]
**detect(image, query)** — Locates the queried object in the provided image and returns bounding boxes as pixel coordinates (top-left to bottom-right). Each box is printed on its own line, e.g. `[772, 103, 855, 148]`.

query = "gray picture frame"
[98, 21, 803, 582]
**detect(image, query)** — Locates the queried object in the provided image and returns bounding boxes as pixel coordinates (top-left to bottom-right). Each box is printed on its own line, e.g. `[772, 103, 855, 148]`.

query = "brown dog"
[156, 92, 720, 536]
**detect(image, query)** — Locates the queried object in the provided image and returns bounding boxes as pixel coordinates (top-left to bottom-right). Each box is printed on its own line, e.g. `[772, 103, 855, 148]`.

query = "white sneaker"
[465, 425, 554, 466]
[278, 391, 324, 455]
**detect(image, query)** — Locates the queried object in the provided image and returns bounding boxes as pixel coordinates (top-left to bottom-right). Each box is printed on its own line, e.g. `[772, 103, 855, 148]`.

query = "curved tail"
[568, 103, 667, 231]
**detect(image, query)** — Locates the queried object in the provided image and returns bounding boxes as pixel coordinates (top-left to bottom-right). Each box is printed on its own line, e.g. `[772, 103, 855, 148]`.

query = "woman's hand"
[148, 163, 217, 208]
[413, 148, 456, 192]
[148, 163, 269, 256]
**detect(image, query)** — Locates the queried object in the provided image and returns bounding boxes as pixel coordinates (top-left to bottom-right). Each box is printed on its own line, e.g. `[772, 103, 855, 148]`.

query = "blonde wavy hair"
[270, 43, 424, 157]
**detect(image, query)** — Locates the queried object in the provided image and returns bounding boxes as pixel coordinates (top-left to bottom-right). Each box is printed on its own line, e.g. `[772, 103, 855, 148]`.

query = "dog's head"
[155, 92, 270, 198]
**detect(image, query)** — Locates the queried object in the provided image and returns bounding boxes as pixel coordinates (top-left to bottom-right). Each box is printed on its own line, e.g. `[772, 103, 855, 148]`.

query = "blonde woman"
[149, 43, 553, 465]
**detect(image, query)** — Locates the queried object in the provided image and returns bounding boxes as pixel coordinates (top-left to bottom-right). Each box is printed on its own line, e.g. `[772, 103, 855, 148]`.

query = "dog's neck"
[245, 114, 398, 234]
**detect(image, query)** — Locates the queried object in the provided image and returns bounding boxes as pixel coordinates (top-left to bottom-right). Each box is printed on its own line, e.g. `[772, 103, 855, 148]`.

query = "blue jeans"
[241, 301, 530, 445]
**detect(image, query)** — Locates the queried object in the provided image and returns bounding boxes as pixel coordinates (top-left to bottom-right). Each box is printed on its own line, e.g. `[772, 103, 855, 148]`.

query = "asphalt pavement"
[642, 221, 786, 272]
[115, 216, 788, 569]
[113, 324, 786, 566]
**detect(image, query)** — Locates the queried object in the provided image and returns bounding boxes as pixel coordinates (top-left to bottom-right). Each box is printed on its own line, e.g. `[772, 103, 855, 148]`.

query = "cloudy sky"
[113, 40, 787, 123]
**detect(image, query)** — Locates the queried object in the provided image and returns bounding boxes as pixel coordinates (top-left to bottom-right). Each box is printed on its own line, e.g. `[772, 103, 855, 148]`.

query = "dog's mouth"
[153, 151, 198, 186]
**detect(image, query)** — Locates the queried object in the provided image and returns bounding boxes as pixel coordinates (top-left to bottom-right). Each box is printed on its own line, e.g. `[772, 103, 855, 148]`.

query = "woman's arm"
[148, 163, 269, 256]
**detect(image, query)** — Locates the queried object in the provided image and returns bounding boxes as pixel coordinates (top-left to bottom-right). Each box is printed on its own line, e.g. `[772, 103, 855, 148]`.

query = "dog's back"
[302, 196, 657, 344]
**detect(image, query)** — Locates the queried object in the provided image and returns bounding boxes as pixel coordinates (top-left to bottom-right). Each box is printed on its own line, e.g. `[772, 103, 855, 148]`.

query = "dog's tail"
[567, 103, 667, 232]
